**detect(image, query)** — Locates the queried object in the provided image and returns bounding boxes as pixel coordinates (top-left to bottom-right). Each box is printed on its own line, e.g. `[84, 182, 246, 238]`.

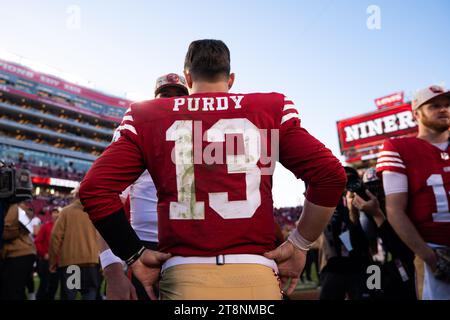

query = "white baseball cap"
[154, 73, 188, 97]
[412, 85, 450, 111]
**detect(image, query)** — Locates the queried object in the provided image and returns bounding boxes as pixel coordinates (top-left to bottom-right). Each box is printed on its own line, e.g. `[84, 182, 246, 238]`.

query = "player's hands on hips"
[130, 249, 171, 300]
[104, 262, 137, 300]
[264, 241, 306, 296]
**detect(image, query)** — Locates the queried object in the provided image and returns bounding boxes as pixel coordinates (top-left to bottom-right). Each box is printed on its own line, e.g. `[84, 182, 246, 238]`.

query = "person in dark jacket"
[319, 167, 373, 300]
[351, 167, 416, 300]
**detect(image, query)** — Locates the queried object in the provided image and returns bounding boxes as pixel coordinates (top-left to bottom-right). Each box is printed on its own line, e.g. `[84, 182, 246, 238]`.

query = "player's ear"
[184, 70, 193, 89]
[228, 73, 235, 90]
[413, 109, 420, 121]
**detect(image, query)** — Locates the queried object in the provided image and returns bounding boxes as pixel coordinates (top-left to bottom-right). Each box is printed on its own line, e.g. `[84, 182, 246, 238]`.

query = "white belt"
[161, 254, 278, 273]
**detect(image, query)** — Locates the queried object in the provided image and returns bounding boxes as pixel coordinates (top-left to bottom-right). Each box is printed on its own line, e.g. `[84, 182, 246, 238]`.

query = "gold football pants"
[159, 264, 282, 300]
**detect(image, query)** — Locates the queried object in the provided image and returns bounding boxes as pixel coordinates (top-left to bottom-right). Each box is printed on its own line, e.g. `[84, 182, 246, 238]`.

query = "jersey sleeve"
[376, 139, 406, 175]
[382, 171, 408, 195]
[79, 106, 146, 222]
[278, 96, 346, 207]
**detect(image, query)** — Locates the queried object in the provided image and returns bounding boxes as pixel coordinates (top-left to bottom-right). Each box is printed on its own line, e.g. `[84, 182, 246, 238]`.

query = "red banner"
[0, 58, 131, 109]
[32, 176, 79, 188]
[374, 91, 404, 109]
[336, 103, 417, 153]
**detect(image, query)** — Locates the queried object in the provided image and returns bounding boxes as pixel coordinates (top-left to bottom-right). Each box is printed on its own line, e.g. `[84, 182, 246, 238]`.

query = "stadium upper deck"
[0, 58, 132, 190]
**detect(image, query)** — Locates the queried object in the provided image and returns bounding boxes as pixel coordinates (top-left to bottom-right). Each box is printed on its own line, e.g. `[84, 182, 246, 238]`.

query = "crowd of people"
[0, 190, 104, 300]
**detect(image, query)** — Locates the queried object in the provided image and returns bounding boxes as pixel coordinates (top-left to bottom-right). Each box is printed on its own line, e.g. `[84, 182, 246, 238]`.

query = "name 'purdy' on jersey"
[172, 95, 245, 112]
[100, 92, 344, 256]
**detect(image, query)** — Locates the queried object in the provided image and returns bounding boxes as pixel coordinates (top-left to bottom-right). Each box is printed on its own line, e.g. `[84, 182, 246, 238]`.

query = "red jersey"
[376, 137, 450, 246]
[34, 221, 54, 258]
[80, 92, 346, 256]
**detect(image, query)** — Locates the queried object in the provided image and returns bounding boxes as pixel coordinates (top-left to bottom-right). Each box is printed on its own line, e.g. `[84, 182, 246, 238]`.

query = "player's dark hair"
[184, 39, 231, 82]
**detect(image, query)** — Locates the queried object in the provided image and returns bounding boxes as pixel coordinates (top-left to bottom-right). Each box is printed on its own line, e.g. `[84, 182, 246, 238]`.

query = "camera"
[0, 161, 33, 202]
[345, 166, 370, 201]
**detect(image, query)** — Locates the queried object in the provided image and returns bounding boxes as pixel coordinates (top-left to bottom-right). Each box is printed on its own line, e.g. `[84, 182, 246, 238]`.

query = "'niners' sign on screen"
[336, 103, 417, 153]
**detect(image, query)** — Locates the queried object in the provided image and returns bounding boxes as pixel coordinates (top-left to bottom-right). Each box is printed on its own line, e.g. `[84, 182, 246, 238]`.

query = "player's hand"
[130, 249, 171, 300]
[104, 262, 137, 300]
[264, 241, 306, 296]
[353, 190, 382, 218]
[345, 191, 360, 223]
[353, 190, 386, 227]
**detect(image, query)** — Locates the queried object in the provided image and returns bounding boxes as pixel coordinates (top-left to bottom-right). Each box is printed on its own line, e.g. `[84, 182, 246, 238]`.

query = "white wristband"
[287, 229, 313, 251]
[100, 249, 124, 269]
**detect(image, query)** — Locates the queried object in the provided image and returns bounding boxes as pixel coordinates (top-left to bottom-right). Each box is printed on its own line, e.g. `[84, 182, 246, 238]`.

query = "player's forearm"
[103, 262, 125, 281]
[98, 232, 111, 253]
[387, 207, 434, 261]
[98, 231, 124, 269]
[296, 199, 336, 242]
[93, 208, 143, 262]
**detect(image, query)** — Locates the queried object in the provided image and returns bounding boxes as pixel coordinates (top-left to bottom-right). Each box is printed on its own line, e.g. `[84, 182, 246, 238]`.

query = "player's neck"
[190, 81, 229, 94]
[417, 126, 449, 144]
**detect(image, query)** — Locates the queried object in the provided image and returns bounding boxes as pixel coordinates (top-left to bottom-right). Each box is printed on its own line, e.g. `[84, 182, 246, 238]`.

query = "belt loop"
[216, 255, 225, 265]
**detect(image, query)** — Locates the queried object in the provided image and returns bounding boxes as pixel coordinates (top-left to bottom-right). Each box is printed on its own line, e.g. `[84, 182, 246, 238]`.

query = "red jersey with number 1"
[376, 137, 450, 246]
[80, 92, 346, 256]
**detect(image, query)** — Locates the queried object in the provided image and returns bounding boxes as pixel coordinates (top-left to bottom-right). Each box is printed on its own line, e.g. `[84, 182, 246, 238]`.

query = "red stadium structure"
[0, 58, 131, 217]
[337, 91, 418, 169]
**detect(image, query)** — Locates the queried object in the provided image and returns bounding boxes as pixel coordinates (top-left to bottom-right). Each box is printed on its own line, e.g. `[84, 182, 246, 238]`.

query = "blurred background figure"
[318, 167, 372, 300]
[35, 207, 60, 300]
[22, 201, 40, 300]
[0, 201, 36, 300]
[49, 187, 99, 300]
[350, 167, 416, 300]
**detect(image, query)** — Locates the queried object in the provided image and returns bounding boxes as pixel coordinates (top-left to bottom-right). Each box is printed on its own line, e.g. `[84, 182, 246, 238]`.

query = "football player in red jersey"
[376, 85, 450, 299]
[79, 39, 346, 300]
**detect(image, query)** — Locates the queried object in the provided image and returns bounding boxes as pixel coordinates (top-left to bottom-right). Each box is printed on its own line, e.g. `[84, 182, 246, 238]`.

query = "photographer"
[319, 167, 372, 300]
[0, 161, 35, 300]
[0, 201, 5, 250]
[0, 201, 36, 300]
[350, 167, 416, 300]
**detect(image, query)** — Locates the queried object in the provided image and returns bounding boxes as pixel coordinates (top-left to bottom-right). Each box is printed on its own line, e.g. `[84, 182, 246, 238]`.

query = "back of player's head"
[184, 39, 231, 82]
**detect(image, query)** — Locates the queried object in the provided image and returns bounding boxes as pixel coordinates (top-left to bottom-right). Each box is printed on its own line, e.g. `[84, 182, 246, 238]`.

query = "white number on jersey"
[166, 119, 262, 220]
[426, 174, 450, 222]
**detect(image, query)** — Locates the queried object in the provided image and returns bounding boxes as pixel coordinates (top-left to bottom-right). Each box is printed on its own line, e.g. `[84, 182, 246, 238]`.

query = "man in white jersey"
[98, 73, 188, 300]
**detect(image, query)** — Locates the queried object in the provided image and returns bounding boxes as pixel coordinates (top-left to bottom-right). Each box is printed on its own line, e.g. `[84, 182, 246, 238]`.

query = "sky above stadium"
[1, 0, 449, 207]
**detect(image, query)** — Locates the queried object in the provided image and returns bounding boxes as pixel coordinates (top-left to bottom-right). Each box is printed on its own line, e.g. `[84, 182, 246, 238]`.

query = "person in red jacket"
[34, 208, 59, 300]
